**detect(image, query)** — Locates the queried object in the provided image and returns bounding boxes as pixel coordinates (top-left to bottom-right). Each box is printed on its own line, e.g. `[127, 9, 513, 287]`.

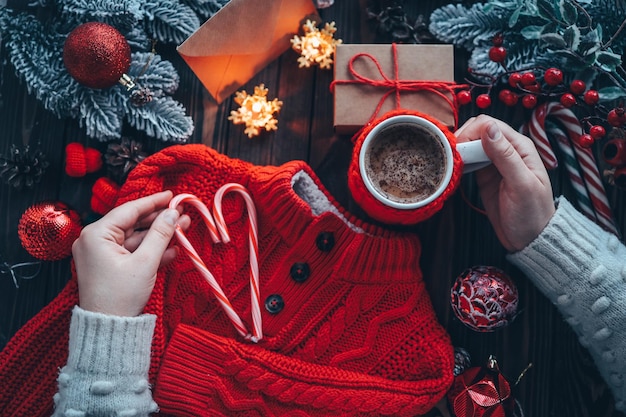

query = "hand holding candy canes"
[72, 191, 189, 317]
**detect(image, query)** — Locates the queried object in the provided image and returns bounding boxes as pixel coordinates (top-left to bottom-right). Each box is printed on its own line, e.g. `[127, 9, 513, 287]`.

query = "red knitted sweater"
[0, 145, 453, 416]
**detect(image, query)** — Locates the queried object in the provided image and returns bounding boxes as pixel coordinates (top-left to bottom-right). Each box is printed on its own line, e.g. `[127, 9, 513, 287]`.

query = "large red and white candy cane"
[212, 183, 262, 343]
[528, 103, 559, 169]
[546, 123, 596, 222]
[169, 184, 262, 342]
[526, 102, 618, 234]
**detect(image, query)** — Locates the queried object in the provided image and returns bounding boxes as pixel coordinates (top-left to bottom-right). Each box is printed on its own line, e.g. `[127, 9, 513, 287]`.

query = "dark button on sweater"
[290, 262, 310, 282]
[265, 294, 284, 314]
[316, 231, 335, 251]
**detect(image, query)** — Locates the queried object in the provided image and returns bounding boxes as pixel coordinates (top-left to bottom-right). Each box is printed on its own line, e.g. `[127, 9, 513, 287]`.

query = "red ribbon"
[330, 43, 467, 134]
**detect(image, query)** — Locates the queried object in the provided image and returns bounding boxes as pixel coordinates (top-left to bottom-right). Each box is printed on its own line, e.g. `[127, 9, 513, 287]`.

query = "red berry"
[520, 72, 536, 86]
[577, 133, 595, 148]
[522, 94, 538, 109]
[508, 72, 522, 88]
[488, 46, 507, 63]
[589, 125, 606, 140]
[525, 82, 542, 93]
[583, 90, 600, 105]
[457, 90, 472, 106]
[506, 93, 519, 106]
[475, 94, 492, 109]
[544, 68, 563, 86]
[607, 108, 626, 127]
[570, 80, 586, 95]
[498, 90, 518, 106]
[560, 93, 577, 108]
[492, 33, 504, 47]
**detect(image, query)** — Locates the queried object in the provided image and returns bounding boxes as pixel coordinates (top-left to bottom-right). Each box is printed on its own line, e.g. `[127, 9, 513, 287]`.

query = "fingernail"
[163, 209, 179, 226]
[487, 122, 502, 141]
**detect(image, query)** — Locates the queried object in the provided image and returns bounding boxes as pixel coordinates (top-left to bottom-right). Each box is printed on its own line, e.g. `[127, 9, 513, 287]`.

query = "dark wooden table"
[1, 1, 624, 416]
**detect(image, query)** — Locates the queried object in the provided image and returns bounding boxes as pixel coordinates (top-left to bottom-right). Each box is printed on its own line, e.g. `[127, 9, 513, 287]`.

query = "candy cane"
[528, 103, 559, 169]
[526, 103, 618, 235]
[212, 183, 262, 343]
[547, 104, 618, 234]
[169, 184, 262, 342]
[545, 122, 596, 221]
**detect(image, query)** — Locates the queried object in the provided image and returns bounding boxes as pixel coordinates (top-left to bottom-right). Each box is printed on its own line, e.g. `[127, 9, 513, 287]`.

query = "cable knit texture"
[347, 109, 463, 225]
[52, 307, 158, 417]
[508, 197, 626, 412]
[0, 144, 453, 416]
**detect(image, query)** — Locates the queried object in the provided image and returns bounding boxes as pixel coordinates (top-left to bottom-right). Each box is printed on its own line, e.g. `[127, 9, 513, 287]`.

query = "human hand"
[72, 190, 190, 316]
[455, 115, 556, 252]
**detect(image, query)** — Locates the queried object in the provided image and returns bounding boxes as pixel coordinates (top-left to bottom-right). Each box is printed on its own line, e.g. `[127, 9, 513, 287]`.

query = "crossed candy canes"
[523, 102, 618, 235]
[169, 184, 262, 342]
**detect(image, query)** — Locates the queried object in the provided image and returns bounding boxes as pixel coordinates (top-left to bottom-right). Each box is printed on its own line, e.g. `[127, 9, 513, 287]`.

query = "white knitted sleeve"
[52, 306, 158, 417]
[507, 197, 626, 412]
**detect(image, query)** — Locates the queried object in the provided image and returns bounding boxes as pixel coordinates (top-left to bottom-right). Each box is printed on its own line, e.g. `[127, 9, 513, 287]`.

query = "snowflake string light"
[228, 84, 283, 138]
[291, 20, 342, 70]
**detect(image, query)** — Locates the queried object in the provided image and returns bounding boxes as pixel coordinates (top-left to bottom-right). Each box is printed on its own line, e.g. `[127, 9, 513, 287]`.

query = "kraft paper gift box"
[333, 44, 456, 135]
[178, 0, 318, 104]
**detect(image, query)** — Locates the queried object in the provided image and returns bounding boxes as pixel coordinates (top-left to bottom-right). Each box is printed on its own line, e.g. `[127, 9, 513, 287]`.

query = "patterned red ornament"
[451, 266, 519, 332]
[447, 356, 520, 417]
[63, 22, 131, 89]
[18, 202, 82, 261]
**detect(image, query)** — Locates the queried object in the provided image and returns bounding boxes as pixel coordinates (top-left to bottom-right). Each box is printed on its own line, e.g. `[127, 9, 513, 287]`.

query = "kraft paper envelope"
[177, 0, 319, 104]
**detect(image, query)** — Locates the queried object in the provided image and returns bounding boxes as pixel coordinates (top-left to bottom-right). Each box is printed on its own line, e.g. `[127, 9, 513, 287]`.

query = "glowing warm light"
[291, 20, 342, 70]
[228, 84, 283, 138]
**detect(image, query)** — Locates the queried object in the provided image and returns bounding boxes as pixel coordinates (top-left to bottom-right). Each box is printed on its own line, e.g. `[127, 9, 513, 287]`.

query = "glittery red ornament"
[450, 266, 519, 332]
[447, 356, 519, 417]
[18, 202, 82, 261]
[63, 22, 131, 89]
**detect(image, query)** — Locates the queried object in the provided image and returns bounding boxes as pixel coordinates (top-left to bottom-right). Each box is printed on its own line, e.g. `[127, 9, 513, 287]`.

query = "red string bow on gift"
[448, 356, 520, 417]
[329, 43, 467, 134]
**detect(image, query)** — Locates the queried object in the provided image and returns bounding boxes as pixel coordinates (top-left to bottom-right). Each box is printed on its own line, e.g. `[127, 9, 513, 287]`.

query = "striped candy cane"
[528, 103, 559, 169]
[525, 103, 618, 235]
[212, 183, 262, 343]
[169, 184, 262, 342]
[546, 121, 596, 222]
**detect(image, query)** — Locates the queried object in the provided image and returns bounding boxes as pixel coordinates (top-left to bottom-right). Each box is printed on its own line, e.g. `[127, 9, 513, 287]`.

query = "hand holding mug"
[455, 115, 555, 251]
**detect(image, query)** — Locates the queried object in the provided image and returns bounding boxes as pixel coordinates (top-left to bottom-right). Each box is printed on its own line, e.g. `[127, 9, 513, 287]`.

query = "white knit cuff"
[67, 306, 156, 376]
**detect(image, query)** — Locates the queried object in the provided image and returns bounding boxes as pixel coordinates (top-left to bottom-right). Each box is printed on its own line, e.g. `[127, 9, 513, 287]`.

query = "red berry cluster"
[456, 34, 626, 149]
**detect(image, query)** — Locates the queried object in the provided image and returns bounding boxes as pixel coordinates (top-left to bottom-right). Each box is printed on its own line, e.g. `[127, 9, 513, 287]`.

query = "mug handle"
[457, 140, 491, 173]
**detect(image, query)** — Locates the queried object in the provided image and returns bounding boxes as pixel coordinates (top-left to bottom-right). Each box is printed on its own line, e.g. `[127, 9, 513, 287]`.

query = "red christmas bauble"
[447, 356, 518, 417]
[63, 22, 131, 89]
[450, 266, 519, 332]
[18, 201, 82, 261]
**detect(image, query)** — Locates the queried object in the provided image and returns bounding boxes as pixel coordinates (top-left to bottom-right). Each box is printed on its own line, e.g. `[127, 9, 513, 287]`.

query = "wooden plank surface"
[0, 1, 624, 416]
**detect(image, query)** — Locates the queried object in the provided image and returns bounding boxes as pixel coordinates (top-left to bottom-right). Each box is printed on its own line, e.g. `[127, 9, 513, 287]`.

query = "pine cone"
[130, 87, 154, 107]
[367, 1, 435, 44]
[104, 137, 148, 184]
[0, 145, 50, 190]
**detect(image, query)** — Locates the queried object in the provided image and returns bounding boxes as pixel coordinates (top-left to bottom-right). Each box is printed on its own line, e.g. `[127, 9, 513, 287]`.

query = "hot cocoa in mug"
[359, 115, 491, 210]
